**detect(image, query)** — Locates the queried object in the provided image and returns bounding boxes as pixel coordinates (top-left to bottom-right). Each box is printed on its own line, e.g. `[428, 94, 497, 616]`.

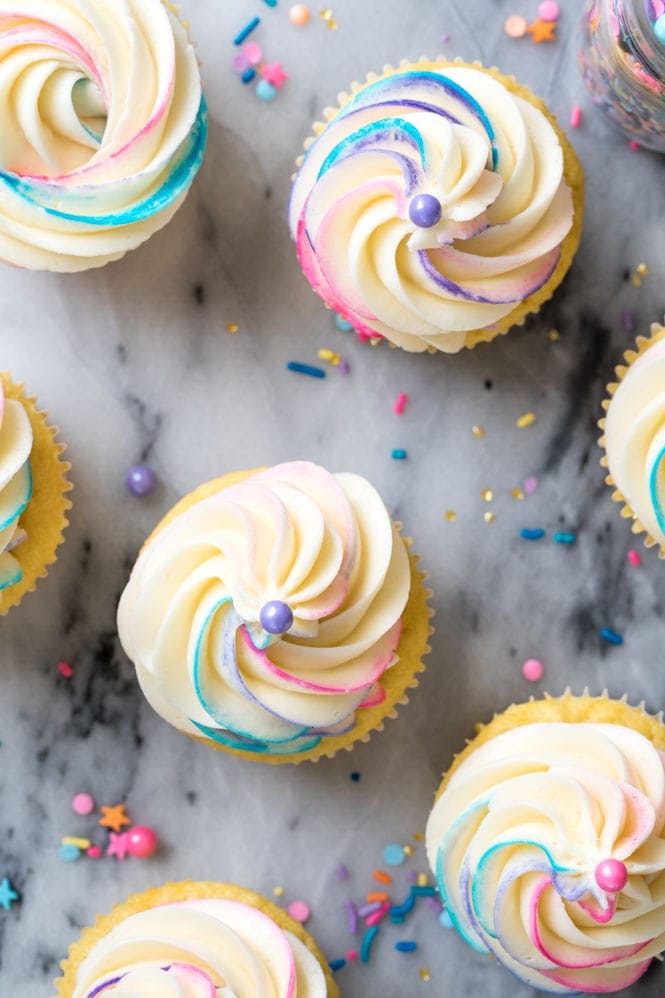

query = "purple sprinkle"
[622, 307, 635, 332]
[407, 870, 418, 884]
[440, 32, 450, 42]
[426, 895, 443, 912]
[232, 53, 250, 72]
[358, 901, 383, 918]
[338, 358, 350, 376]
[344, 898, 358, 934]
[335, 864, 349, 881]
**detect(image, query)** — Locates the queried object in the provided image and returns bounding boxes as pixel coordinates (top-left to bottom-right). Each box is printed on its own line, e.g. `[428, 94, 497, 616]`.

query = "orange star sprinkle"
[99, 804, 131, 833]
[528, 18, 556, 42]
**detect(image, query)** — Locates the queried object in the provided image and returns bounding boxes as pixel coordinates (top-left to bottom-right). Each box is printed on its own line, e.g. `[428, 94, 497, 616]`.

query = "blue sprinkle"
[383, 844, 405, 866]
[60, 844, 81, 862]
[233, 16, 260, 45]
[520, 528, 545, 541]
[360, 925, 380, 963]
[439, 909, 454, 928]
[392, 449, 408, 460]
[287, 362, 326, 379]
[390, 893, 416, 920]
[241, 67, 257, 84]
[263, 0, 278, 6]
[601, 627, 624, 646]
[554, 532, 577, 545]
[256, 80, 277, 101]
[395, 940, 417, 952]
[350, 771, 361, 782]
[329, 958, 346, 972]
[335, 314, 354, 331]
[410, 885, 437, 897]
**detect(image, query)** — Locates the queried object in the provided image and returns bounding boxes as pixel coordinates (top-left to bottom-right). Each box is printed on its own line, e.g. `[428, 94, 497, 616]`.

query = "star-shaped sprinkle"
[261, 62, 289, 88]
[99, 804, 131, 833]
[107, 832, 129, 861]
[527, 18, 557, 42]
[0, 877, 19, 911]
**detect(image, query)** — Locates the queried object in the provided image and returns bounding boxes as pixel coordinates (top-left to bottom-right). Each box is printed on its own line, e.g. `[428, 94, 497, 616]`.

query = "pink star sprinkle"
[261, 62, 290, 88]
[106, 832, 129, 861]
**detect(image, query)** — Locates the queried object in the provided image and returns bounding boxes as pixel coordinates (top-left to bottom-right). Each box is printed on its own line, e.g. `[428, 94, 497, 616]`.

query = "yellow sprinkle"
[417, 873, 428, 887]
[484, 511, 496, 523]
[413, 832, 424, 842]
[403, 845, 414, 856]
[226, 322, 239, 334]
[471, 425, 485, 439]
[481, 488, 493, 502]
[419, 968, 431, 982]
[636, 262, 649, 275]
[516, 412, 536, 429]
[444, 510, 457, 523]
[320, 7, 333, 17]
[548, 328, 560, 341]
[511, 487, 525, 501]
[631, 274, 643, 287]
[273, 886, 284, 897]
[369, 336, 382, 347]
[62, 837, 91, 849]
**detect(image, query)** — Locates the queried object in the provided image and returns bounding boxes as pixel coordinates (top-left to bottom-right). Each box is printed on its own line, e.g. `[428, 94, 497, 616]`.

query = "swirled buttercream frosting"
[603, 322, 665, 554]
[0, 382, 33, 592]
[117, 461, 411, 755]
[70, 897, 327, 997]
[426, 722, 665, 993]
[0, 0, 207, 272]
[289, 63, 576, 353]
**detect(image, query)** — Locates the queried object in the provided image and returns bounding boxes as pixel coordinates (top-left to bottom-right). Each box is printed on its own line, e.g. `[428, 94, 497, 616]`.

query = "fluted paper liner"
[598, 321, 665, 559]
[434, 690, 665, 802]
[0, 373, 71, 615]
[137, 468, 434, 765]
[55, 881, 339, 997]
[295, 57, 585, 353]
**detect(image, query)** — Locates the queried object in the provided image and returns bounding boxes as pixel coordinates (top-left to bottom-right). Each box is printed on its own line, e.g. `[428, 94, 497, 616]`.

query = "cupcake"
[0, 0, 207, 272]
[600, 319, 665, 557]
[118, 461, 432, 763]
[289, 59, 584, 353]
[0, 373, 71, 614]
[56, 881, 338, 996]
[426, 692, 665, 994]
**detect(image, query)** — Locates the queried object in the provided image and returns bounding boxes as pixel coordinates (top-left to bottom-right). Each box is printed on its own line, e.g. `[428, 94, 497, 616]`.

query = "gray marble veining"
[1, 1, 664, 995]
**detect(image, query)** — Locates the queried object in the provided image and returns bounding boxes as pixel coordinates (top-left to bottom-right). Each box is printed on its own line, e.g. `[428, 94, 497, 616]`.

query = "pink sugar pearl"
[522, 658, 544, 682]
[126, 825, 159, 859]
[72, 793, 95, 816]
[287, 900, 311, 923]
[595, 859, 628, 893]
[538, 1, 560, 20]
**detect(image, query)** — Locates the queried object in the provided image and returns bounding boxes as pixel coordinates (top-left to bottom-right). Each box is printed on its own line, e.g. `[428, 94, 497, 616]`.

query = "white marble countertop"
[1, 0, 664, 995]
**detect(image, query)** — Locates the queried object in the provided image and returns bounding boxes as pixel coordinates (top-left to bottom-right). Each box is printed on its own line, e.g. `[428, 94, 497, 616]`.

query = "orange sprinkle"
[373, 870, 393, 884]
[366, 892, 389, 903]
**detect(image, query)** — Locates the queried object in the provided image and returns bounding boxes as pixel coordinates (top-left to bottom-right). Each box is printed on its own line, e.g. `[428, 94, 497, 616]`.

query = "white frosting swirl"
[71, 897, 327, 998]
[289, 65, 574, 352]
[117, 462, 410, 755]
[0, 383, 33, 593]
[604, 322, 665, 552]
[0, 0, 207, 271]
[426, 722, 665, 993]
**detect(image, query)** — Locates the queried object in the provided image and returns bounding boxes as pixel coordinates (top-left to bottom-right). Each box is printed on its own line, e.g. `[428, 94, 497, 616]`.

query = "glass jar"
[578, 0, 665, 152]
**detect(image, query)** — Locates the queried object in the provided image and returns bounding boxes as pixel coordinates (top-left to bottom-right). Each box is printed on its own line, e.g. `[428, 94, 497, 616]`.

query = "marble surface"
[1, 0, 664, 995]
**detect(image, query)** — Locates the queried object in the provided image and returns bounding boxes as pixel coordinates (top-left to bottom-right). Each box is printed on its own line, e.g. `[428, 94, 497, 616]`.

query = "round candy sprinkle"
[439, 909, 453, 928]
[87, 846, 102, 859]
[335, 314, 354, 331]
[260, 600, 293, 635]
[72, 793, 95, 816]
[256, 79, 277, 101]
[126, 465, 157, 497]
[627, 549, 642, 566]
[60, 844, 81, 862]
[595, 858, 628, 892]
[409, 193, 442, 228]
[383, 844, 406, 867]
[538, 1, 560, 21]
[242, 42, 263, 66]
[287, 900, 311, 923]
[522, 658, 544, 682]
[504, 14, 528, 37]
[346, 949, 358, 961]
[289, 3, 311, 25]
[126, 825, 158, 859]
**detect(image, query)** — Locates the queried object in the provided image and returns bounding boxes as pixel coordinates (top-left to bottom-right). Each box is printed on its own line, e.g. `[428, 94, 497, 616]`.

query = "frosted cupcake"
[118, 461, 431, 762]
[600, 319, 665, 557]
[426, 692, 665, 994]
[56, 881, 338, 996]
[289, 59, 584, 353]
[0, 373, 70, 614]
[0, 0, 207, 272]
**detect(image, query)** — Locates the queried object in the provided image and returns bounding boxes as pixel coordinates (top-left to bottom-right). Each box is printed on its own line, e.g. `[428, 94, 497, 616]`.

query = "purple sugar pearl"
[126, 465, 157, 497]
[409, 193, 442, 229]
[259, 600, 294, 635]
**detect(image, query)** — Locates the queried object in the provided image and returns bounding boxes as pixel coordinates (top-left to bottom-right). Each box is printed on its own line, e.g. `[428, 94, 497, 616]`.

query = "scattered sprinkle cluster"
[60, 794, 159, 864]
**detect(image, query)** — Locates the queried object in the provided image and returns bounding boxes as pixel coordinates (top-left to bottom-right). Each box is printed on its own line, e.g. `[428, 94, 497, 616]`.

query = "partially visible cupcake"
[0, 373, 71, 614]
[600, 319, 665, 558]
[289, 58, 584, 353]
[56, 881, 338, 996]
[118, 461, 432, 763]
[0, 0, 207, 272]
[426, 692, 665, 994]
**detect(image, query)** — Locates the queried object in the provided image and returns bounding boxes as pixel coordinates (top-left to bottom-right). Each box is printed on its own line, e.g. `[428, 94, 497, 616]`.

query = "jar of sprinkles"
[578, 0, 665, 151]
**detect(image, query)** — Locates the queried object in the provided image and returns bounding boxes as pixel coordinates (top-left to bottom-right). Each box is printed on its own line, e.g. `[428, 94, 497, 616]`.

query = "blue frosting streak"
[649, 444, 665, 536]
[0, 96, 209, 226]
[317, 117, 427, 180]
[0, 460, 32, 532]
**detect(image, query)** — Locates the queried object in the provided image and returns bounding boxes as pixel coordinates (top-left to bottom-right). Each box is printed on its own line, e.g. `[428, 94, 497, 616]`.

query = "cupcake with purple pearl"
[289, 58, 584, 353]
[117, 461, 432, 763]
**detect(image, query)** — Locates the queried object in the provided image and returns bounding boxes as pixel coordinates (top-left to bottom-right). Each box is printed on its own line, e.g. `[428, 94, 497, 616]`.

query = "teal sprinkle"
[410, 885, 437, 897]
[392, 449, 408, 460]
[360, 925, 380, 963]
[439, 909, 454, 928]
[553, 531, 576, 545]
[59, 844, 81, 862]
[383, 843, 406, 866]
[287, 362, 326, 379]
[335, 314, 354, 331]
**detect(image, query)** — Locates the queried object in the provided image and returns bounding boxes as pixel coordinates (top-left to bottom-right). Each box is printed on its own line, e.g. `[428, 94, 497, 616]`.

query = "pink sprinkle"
[628, 549, 642, 566]
[522, 658, 545, 682]
[242, 42, 263, 66]
[524, 476, 539, 495]
[394, 392, 409, 415]
[570, 105, 582, 128]
[629, 140, 641, 149]
[346, 949, 358, 962]
[365, 902, 390, 927]
[287, 900, 311, 924]
[538, 0, 560, 20]
[58, 661, 73, 678]
[72, 793, 95, 816]
[87, 846, 102, 859]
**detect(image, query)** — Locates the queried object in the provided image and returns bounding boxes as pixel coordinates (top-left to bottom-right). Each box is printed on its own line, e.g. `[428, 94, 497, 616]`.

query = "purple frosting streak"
[418, 249, 558, 305]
